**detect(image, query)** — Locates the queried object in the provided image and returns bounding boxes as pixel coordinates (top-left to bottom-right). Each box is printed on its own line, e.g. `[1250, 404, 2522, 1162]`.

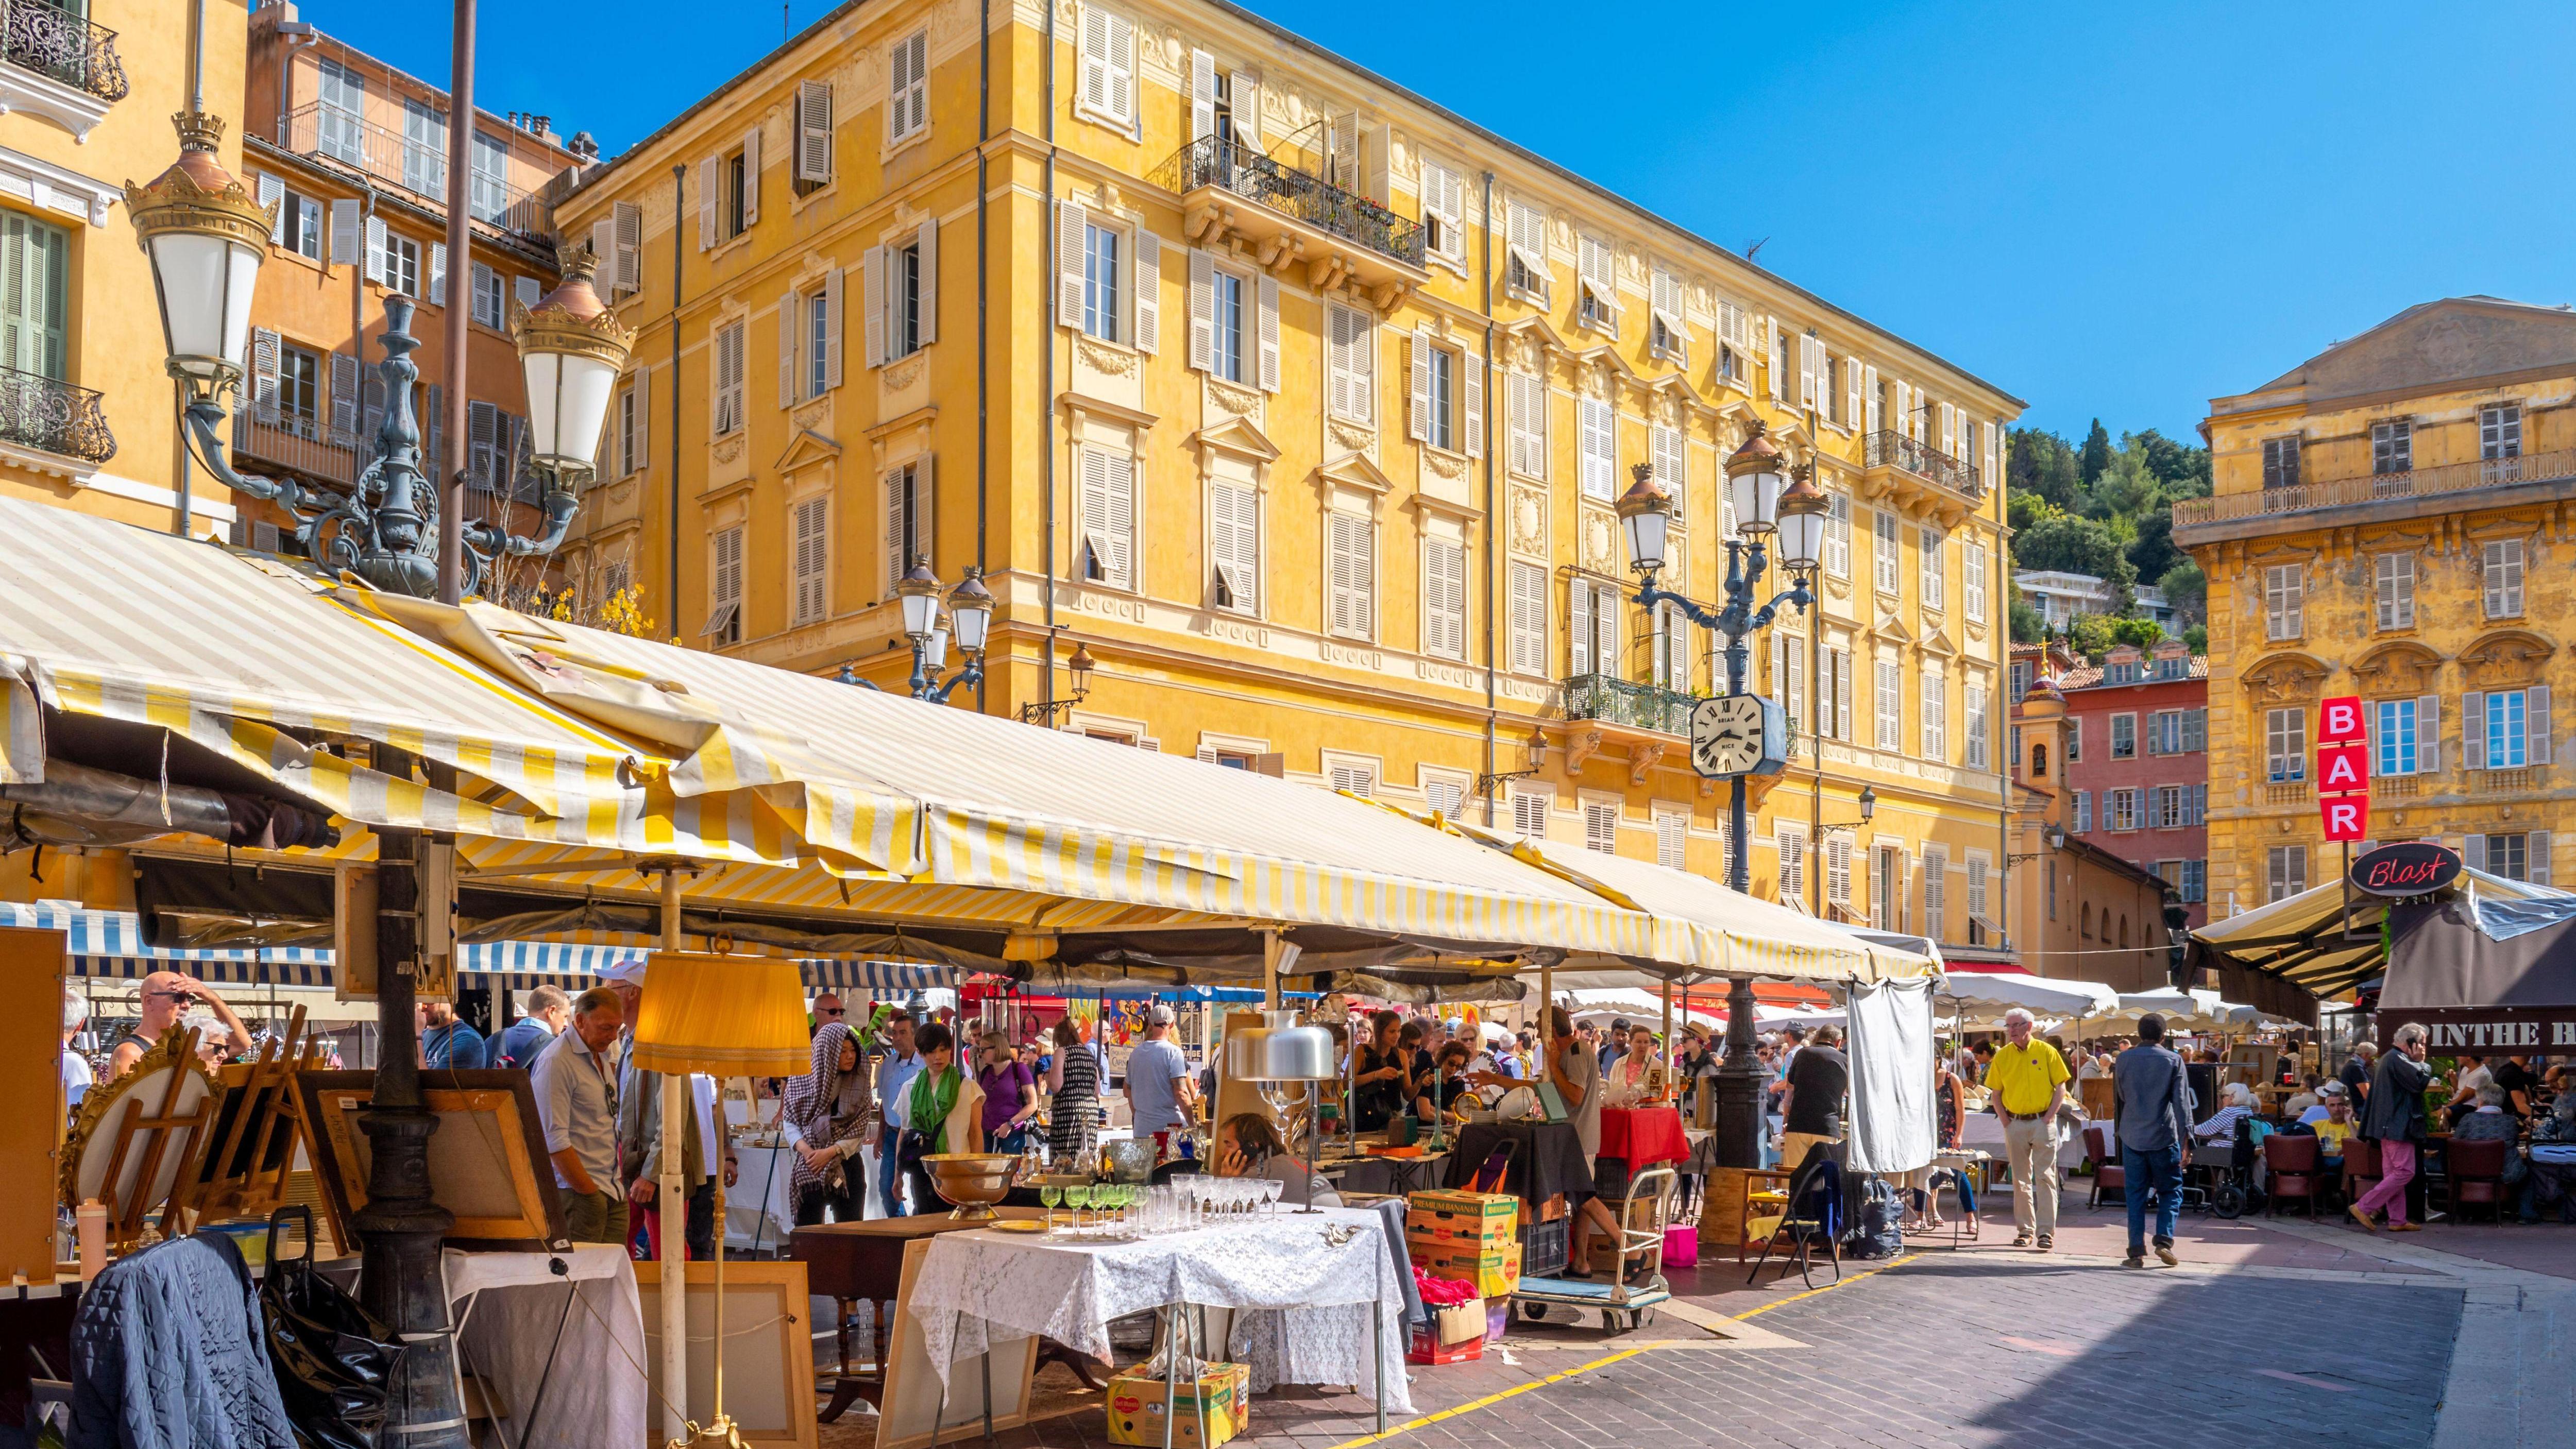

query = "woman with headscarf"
[782, 1021, 873, 1225]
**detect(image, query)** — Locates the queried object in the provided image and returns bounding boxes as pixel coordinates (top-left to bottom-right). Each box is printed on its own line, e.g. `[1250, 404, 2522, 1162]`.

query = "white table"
[443, 1246, 647, 1449]
[908, 1208, 1413, 1424]
[725, 1143, 802, 1249]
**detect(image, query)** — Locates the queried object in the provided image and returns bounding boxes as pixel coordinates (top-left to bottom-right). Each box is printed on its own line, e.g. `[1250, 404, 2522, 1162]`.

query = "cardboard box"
[1417, 1238, 1522, 1298]
[1427, 1297, 1486, 1346]
[1106, 1363, 1248, 1449]
[1405, 1189, 1519, 1251]
[1406, 1327, 1483, 1366]
[1536, 1193, 1567, 1223]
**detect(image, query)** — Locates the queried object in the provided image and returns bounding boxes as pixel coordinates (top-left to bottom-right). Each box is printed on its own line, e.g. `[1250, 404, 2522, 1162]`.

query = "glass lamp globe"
[1615, 465, 1674, 576]
[1724, 421, 1788, 536]
[514, 243, 637, 481]
[125, 113, 272, 393]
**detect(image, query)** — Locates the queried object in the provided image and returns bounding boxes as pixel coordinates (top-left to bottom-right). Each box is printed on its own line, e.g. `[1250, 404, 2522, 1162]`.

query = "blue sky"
[301, 0, 2576, 439]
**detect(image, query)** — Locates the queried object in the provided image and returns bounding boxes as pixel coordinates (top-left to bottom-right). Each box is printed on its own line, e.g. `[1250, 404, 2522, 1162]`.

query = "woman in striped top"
[1045, 1014, 1101, 1166]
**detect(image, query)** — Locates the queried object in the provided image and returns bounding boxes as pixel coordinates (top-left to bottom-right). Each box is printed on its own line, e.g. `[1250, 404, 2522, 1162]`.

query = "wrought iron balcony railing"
[3, 0, 127, 103]
[1863, 429, 1983, 498]
[1151, 135, 1427, 269]
[0, 363, 113, 463]
[1562, 672, 1694, 736]
[2172, 446, 2576, 531]
[279, 101, 547, 235]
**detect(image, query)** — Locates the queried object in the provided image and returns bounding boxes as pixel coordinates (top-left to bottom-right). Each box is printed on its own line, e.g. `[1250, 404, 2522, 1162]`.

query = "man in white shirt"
[61, 988, 93, 1113]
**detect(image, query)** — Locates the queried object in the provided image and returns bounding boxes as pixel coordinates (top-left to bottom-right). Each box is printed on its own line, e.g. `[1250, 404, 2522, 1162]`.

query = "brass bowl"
[922, 1153, 1020, 1220]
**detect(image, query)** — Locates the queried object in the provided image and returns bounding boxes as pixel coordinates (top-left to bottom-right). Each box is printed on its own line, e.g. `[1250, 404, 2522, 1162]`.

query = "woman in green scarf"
[898, 1022, 983, 1210]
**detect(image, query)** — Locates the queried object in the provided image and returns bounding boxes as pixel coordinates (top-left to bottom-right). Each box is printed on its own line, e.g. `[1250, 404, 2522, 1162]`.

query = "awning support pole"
[656, 869, 688, 1447]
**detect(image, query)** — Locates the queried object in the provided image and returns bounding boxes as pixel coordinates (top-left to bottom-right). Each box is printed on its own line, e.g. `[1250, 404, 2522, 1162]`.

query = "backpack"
[1848, 1177, 1904, 1259]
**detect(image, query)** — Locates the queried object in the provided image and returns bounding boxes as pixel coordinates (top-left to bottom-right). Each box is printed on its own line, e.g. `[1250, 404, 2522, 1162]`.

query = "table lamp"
[635, 952, 812, 1449]
[1226, 1011, 1337, 1213]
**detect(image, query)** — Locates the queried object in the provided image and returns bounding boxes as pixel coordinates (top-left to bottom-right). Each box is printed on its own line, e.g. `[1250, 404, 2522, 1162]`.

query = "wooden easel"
[173, 1005, 328, 1232]
[78, 1028, 217, 1248]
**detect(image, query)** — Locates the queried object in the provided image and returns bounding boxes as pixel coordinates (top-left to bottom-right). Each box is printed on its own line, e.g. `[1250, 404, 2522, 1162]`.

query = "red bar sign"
[2319, 696, 2370, 842]
[2317, 742, 2370, 795]
[2321, 796, 2368, 841]
[2318, 695, 2365, 744]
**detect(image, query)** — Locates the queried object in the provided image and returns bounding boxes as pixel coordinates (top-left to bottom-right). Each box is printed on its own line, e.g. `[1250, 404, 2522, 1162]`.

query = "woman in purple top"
[977, 1031, 1040, 1153]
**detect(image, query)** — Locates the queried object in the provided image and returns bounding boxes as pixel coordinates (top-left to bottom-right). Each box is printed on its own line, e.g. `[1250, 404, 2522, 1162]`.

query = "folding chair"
[1745, 1146, 1843, 1289]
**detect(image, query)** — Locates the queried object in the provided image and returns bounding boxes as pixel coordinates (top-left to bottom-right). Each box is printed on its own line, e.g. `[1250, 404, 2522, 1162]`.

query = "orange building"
[227, 1, 587, 588]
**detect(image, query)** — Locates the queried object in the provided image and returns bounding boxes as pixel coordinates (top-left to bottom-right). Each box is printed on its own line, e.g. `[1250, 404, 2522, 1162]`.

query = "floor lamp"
[635, 952, 813, 1449]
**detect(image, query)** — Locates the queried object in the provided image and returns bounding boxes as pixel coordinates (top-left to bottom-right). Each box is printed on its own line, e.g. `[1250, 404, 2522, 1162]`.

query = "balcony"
[2173, 446, 2576, 545]
[1152, 135, 1428, 309]
[0, 364, 113, 466]
[1859, 429, 1985, 525]
[0, 0, 127, 139]
[278, 101, 548, 237]
[232, 404, 361, 488]
[1562, 672, 1693, 737]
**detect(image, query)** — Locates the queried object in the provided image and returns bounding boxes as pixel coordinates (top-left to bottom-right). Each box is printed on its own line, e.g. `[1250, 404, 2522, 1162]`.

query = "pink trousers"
[2353, 1140, 2417, 1224]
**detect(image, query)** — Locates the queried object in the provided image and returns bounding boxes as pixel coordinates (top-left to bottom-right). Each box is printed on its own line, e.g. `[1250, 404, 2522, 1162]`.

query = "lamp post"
[2164, 895, 2193, 990]
[1475, 725, 1550, 813]
[1615, 418, 1826, 1170]
[839, 560, 993, 702]
[1016, 640, 1096, 725]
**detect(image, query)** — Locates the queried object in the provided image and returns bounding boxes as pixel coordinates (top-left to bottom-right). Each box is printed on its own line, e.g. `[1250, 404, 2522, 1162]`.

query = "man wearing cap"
[607, 959, 737, 1258]
[1124, 1004, 1197, 1138]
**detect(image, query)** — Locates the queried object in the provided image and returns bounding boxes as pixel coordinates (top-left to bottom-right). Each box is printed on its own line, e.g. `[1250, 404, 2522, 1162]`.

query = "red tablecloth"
[1598, 1106, 1688, 1166]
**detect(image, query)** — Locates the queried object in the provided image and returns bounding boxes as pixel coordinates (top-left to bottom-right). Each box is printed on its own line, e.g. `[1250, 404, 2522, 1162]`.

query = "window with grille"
[2111, 713, 2137, 759]
[2109, 788, 2141, 831]
[1654, 812, 1686, 870]
[1965, 681, 1990, 770]
[1874, 658, 1901, 752]
[1922, 847, 1946, 941]
[2375, 553, 2414, 630]
[1511, 789, 1549, 837]
[2481, 403, 2522, 461]
[1583, 801, 1618, 855]
[2267, 845, 2308, 903]
[1327, 512, 1374, 638]
[2266, 707, 2306, 782]
[707, 526, 744, 645]
[1873, 510, 1900, 594]
[2372, 419, 2412, 475]
[2261, 435, 2300, 489]
[791, 497, 829, 625]
[1423, 539, 1467, 659]
[1507, 561, 1546, 675]
[2484, 539, 2524, 618]
[1208, 481, 1258, 614]
[2264, 564, 2302, 640]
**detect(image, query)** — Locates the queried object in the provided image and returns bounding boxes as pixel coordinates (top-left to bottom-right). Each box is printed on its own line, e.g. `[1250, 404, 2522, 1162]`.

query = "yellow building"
[2179, 295, 2575, 910]
[553, 0, 2023, 950]
[0, 0, 248, 536]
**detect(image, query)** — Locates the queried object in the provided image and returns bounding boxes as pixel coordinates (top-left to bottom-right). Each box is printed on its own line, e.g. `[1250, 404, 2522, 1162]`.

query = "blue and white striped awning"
[2, 902, 959, 994]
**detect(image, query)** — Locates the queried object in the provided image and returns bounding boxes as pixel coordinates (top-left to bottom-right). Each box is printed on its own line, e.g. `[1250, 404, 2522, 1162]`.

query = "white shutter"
[792, 496, 829, 624]
[913, 219, 938, 346]
[1190, 48, 1216, 141]
[1105, 12, 1137, 131]
[885, 464, 912, 584]
[1580, 397, 1614, 498]
[330, 351, 359, 436]
[698, 156, 718, 249]
[809, 268, 837, 389]
[2534, 686, 2553, 765]
[2418, 694, 2441, 773]
[2466, 692, 2487, 771]
[329, 198, 361, 267]
[1257, 274, 1281, 393]
[1507, 372, 1542, 477]
[1233, 68, 1261, 147]
[1862, 364, 1880, 432]
[796, 80, 833, 183]
[778, 288, 798, 402]
[1325, 304, 1356, 421]
[1188, 247, 1215, 373]
[257, 172, 285, 243]
[614, 201, 643, 295]
[2465, 836, 2487, 875]
[1651, 424, 1684, 495]
[1510, 562, 1545, 674]
[1101, 451, 1134, 588]
[1461, 350, 1483, 458]
[1132, 229, 1159, 354]
[862, 246, 886, 367]
[428, 242, 447, 306]
[362, 216, 387, 284]
[740, 125, 761, 224]
[1078, 6, 1110, 115]
[589, 218, 616, 291]
[1797, 333, 1817, 410]
[247, 328, 280, 415]
[1570, 577, 1594, 676]
[1329, 513, 1372, 637]
[1843, 355, 1862, 429]
[1406, 329, 1431, 442]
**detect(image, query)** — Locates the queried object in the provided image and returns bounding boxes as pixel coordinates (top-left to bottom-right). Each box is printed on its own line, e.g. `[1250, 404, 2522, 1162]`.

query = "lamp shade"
[631, 952, 811, 1077]
[1615, 465, 1673, 575]
[1773, 468, 1828, 573]
[512, 243, 636, 478]
[896, 561, 942, 639]
[125, 113, 273, 387]
[946, 569, 994, 654]
[1723, 421, 1787, 536]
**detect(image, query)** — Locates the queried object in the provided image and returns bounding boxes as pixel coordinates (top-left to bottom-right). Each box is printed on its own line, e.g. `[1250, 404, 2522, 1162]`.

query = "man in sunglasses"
[108, 970, 251, 1080]
[812, 994, 847, 1033]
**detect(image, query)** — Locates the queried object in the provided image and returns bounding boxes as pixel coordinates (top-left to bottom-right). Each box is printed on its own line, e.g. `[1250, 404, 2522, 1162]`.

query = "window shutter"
[2534, 832, 2554, 886]
[778, 287, 799, 403]
[2418, 694, 2441, 773]
[819, 267, 843, 388]
[1132, 228, 1159, 354]
[1580, 398, 1613, 498]
[912, 219, 938, 346]
[698, 156, 719, 249]
[2466, 692, 2486, 771]
[257, 173, 285, 243]
[422, 243, 445, 306]
[1843, 355, 1862, 429]
[1407, 329, 1431, 442]
[328, 199, 360, 267]
[1101, 451, 1134, 588]
[797, 80, 833, 183]
[1325, 305, 1353, 420]
[361, 216, 388, 284]
[330, 351, 359, 436]
[1510, 371, 1545, 478]
[467, 398, 498, 488]
[1190, 48, 1216, 140]
[740, 125, 761, 224]
[862, 246, 886, 367]
[1570, 577, 1593, 676]
[1106, 12, 1137, 130]
[2533, 686, 2553, 765]
[1188, 247, 1214, 373]
[1232, 67, 1261, 147]
[1256, 274, 1281, 393]
[614, 201, 643, 295]
[2465, 836, 2487, 875]
[589, 218, 616, 291]
[885, 464, 911, 583]
[1460, 349, 1482, 458]
[1078, 6, 1109, 114]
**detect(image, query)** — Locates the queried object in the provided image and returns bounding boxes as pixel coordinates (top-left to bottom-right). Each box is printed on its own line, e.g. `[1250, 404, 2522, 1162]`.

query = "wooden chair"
[2261, 1134, 2323, 1218]
[2084, 1125, 2127, 1209]
[2444, 1138, 2513, 1223]
[2343, 1137, 2383, 1209]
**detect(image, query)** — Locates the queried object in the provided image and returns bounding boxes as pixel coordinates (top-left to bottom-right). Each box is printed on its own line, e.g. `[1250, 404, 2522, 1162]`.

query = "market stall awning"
[1936, 971, 2119, 1020]
[2190, 867, 2571, 1006]
[2377, 895, 2576, 1049]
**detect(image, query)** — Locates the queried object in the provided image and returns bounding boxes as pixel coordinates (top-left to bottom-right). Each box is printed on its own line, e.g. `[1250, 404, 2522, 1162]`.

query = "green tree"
[2012, 514, 2137, 593]
[2110, 616, 2164, 650]
[2078, 418, 2114, 486]
[2128, 508, 2184, 589]
[2158, 559, 2206, 621]
[2135, 428, 2211, 493]
[2009, 594, 2046, 643]
[2067, 613, 2117, 662]
[2007, 488, 2060, 533]
[2008, 428, 2081, 509]
[2184, 623, 2208, 654]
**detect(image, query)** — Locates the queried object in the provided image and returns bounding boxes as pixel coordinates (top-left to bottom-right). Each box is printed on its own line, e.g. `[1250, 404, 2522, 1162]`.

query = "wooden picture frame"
[173, 1006, 326, 1229]
[1, 925, 66, 1285]
[873, 1237, 1042, 1449]
[295, 1070, 567, 1250]
[635, 1259, 819, 1449]
[59, 1027, 217, 1251]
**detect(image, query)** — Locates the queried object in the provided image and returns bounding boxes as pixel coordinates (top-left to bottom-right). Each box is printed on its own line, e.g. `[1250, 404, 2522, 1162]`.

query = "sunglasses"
[147, 991, 199, 1004]
[818, 1007, 846, 1016]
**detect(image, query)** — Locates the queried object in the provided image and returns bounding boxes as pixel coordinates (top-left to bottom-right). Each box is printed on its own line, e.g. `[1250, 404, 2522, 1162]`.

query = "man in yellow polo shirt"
[1986, 1008, 2072, 1250]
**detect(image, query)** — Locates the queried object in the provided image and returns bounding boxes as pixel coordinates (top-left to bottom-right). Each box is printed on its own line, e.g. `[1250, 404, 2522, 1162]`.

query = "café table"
[907, 1206, 1413, 1433]
[1598, 1105, 1689, 1168]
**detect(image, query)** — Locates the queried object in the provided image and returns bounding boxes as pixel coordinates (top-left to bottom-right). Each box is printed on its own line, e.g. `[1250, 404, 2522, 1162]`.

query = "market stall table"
[906, 1207, 1414, 1424]
[1598, 1106, 1688, 1168]
[444, 1245, 647, 1449]
[1438, 1120, 1592, 1207]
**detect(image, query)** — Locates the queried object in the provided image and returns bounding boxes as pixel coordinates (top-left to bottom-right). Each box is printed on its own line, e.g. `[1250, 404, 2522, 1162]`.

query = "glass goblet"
[1040, 1183, 1061, 1233]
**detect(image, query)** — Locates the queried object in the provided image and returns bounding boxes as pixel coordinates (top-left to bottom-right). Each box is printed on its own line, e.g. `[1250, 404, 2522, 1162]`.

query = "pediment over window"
[2350, 641, 2444, 697]
[1189, 414, 1280, 463]
[2241, 651, 2333, 705]
[2461, 629, 2554, 689]
[773, 429, 841, 474]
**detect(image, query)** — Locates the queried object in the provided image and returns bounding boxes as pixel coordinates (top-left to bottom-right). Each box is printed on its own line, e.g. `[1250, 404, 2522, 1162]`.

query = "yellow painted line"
[1327, 1253, 1919, 1449]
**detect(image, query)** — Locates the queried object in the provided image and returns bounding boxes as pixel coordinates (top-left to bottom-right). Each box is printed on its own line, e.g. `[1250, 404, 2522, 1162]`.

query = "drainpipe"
[1479, 171, 1496, 826]
[1038, 0, 1060, 718]
[974, 0, 989, 710]
[669, 163, 685, 628]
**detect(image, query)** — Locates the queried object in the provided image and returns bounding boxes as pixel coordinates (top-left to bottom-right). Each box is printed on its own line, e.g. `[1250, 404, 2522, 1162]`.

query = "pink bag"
[1660, 1223, 1699, 1267]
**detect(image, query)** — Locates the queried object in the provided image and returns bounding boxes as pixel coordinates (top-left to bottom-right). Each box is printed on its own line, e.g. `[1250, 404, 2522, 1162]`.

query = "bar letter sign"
[2318, 693, 2369, 842]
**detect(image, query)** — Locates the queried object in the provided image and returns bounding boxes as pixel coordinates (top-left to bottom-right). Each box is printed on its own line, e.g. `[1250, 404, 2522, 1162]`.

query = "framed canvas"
[636, 1259, 819, 1449]
[174, 1007, 326, 1229]
[59, 1026, 217, 1250]
[873, 1237, 1041, 1449]
[296, 1070, 567, 1250]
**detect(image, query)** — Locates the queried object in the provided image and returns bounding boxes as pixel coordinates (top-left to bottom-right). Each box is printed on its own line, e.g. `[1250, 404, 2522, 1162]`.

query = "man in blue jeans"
[2110, 1012, 2196, 1268]
[871, 1012, 923, 1216]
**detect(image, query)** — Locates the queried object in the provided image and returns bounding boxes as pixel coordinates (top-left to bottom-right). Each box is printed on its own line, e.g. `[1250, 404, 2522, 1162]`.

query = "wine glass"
[1262, 1178, 1283, 1214]
[1069, 1184, 1093, 1233]
[1039, 1183, 1061, 1233]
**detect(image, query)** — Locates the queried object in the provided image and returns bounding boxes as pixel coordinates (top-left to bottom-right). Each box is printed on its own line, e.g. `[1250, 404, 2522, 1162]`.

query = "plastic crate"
[1517, 1217, 1568, 1277]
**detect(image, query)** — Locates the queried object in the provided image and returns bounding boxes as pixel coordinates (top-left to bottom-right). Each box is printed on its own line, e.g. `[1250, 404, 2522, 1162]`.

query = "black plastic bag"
[260, 1207, 405, 1449]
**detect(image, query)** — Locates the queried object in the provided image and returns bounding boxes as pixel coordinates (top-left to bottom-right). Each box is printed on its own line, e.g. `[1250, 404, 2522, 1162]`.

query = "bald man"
[109, 971, 250, 1080]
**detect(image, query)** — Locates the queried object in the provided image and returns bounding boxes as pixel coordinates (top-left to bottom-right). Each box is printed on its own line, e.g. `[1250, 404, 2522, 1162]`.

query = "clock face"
[1690, 695, 1767, 777]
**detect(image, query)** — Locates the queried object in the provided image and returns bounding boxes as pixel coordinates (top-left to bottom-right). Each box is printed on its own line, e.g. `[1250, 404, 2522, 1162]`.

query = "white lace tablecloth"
[909, 1208, 1413, 1414]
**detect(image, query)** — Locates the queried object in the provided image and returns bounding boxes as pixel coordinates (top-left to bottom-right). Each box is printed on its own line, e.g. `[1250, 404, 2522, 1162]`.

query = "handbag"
[261, 1206, 406, 1449]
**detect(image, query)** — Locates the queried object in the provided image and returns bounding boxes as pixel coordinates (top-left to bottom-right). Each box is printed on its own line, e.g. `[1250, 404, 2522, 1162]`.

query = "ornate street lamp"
[503, 245, 637, 559]
[1475, 725, 1551, 809]
[1617, 416, 1819, 1172]
[126, 112, 267, 398]
[1017, 640, 1096, 725]
[844, 560, 991, 702]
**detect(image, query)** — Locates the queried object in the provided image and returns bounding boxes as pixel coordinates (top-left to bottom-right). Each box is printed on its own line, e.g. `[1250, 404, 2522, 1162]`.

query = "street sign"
[1689, 694, 1787, 779]
[2317, 742, 2369, 795]
[2349, 841, 2463, 897]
